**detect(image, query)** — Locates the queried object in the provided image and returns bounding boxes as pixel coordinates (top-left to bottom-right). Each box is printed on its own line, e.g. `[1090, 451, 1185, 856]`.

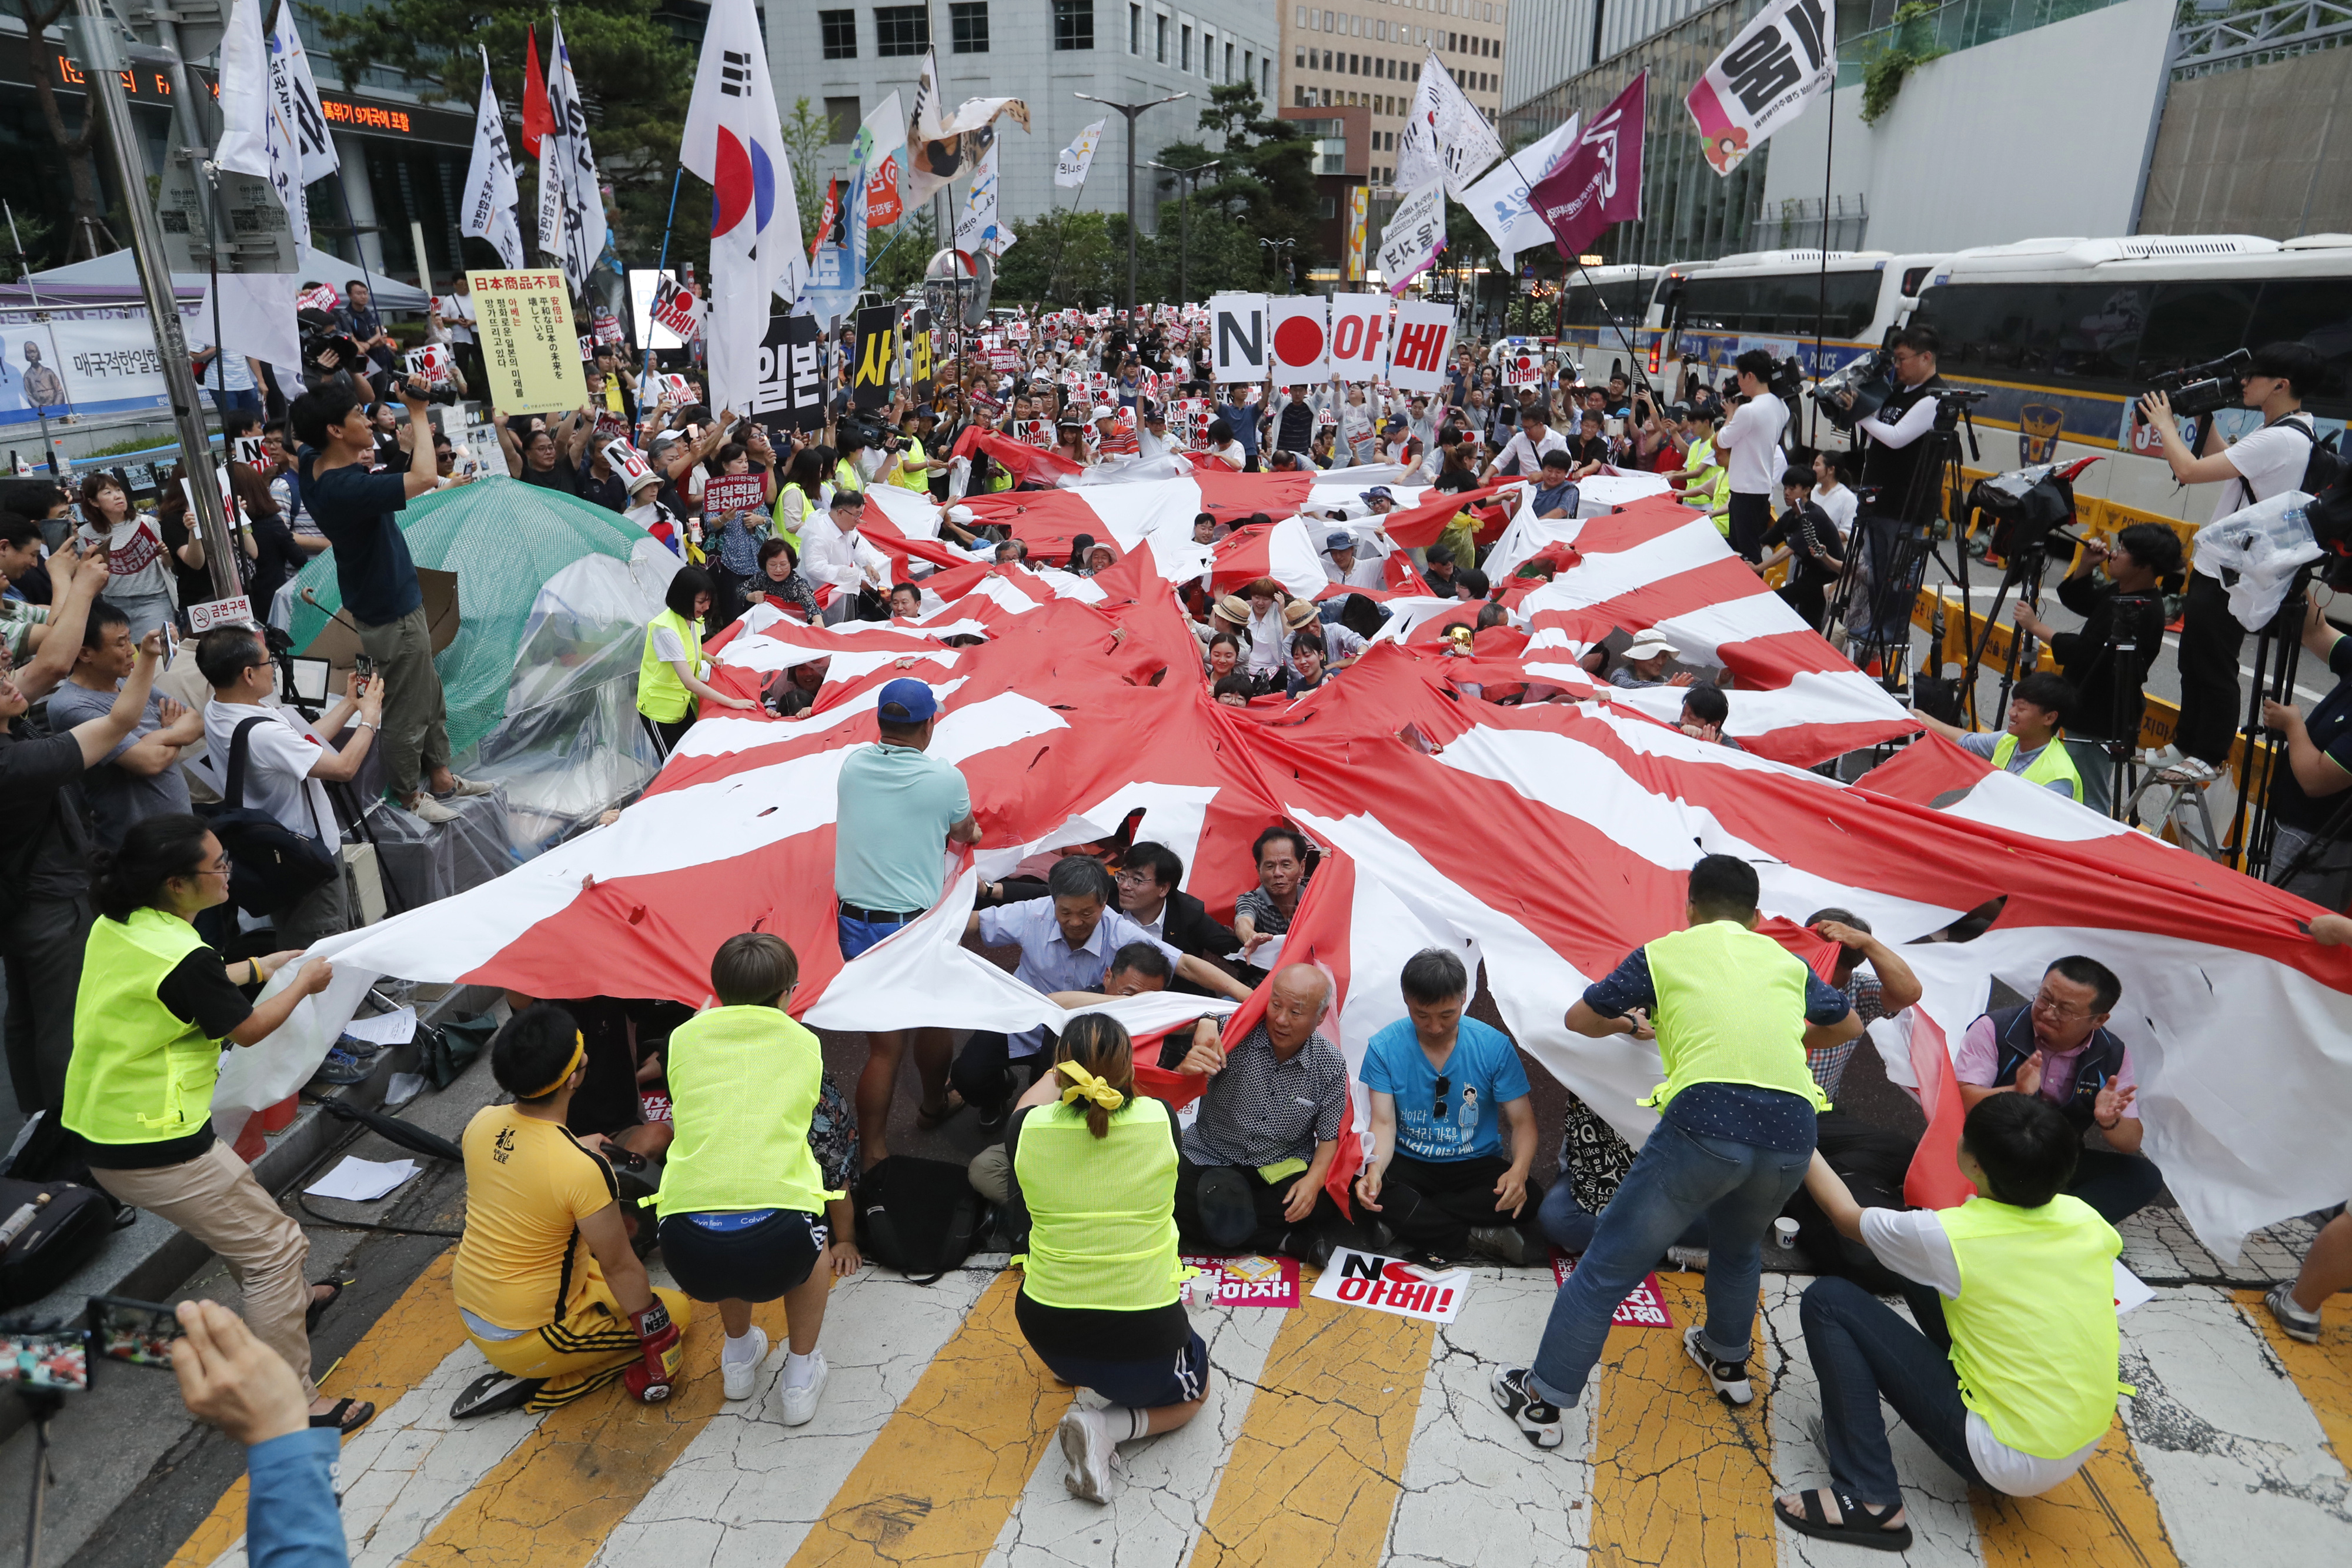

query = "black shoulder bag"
[206, 716, 339, 915]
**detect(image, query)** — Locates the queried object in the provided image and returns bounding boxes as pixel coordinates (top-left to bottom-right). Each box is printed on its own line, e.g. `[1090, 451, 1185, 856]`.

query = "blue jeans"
[1537, 1179, 1707, 1256]
[1800, 1276, 1984, 1506]
[838, 911, 915, 960]
[1528, 1118, 1810, 1407]
[209, 388, 262, 419]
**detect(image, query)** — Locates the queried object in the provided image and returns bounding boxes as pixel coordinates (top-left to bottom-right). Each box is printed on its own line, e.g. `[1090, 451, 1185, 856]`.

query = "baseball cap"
[1091, 404, 1117, 421]
[876, 678, 938, 724]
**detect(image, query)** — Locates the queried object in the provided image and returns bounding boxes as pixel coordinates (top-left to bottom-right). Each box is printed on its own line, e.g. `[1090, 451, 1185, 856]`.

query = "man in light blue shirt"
[834, 677, 981, 1165]
[956, 857, 1248, 1128]
[1354, 947, 1542, 1264]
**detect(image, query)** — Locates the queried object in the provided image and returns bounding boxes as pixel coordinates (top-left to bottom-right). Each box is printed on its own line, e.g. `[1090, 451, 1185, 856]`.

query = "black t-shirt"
[1763, 500, 1840, 587]
[519, 457, 584, 496]
[576, 469, 629, 514]
[2050, 573, 2166, 744]
[155, 511, 215, 610]
[0, 724, 91, 902]
[2269, 634, 2352, 831]
[84, 945, 255, 1171]
[300, 452, 420, 626]
[1005, 1102, 1191, 1361]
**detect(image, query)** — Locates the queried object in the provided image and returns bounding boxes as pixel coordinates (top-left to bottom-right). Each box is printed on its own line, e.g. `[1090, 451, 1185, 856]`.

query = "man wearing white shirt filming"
[1716, 350, 1792, 564]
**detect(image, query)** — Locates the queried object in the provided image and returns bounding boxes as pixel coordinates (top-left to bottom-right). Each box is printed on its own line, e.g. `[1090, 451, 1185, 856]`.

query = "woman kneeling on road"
[653, 933, 843, 1424]
[1009, 1015, 1208, 1503]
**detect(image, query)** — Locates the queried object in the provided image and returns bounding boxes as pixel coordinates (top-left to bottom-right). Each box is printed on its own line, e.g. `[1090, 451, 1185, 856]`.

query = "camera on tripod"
[1766, 356, 1805, 401]
[2146, 347, 2252, 419]
[1967, 460, 2077, 563]
[1806, 347, 1892, 433]
[1931, 385, 1988, 431]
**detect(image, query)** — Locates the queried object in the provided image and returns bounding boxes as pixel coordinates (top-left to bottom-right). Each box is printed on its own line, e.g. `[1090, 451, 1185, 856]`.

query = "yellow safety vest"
[1687, 437, 1730, 534]
[653, 1006, 840, 1219]
[833, 459, 864, 494]
[1014, 1095, 1187, 1312]
[1991, 731, 2084, 803]
[1641, 921, 1832, 1113]
[62, 908, 221, 1147]
[636, 606, 703, 723]
[773, 483, 811, 550]
[1942, 1194, 2132, 1459]
[893, 436, 929, 492]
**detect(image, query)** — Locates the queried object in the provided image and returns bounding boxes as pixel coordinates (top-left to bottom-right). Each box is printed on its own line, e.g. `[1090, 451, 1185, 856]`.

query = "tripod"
[1954, 529, 2056, 732]
[14, 1386, 63, 1568]
[2229, 563, 2320, 880]
[1842, 399, 1981, 693]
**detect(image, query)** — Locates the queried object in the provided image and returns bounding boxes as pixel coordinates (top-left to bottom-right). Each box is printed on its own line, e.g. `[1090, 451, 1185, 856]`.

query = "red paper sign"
[1550, 1250, 1676, 1327]
[1180, 1253, 1301, 1308]
[701, 472, 767, 515]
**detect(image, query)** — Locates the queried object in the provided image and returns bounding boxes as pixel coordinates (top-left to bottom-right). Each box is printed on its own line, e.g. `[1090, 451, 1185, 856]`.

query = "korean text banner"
[853, 304, 897, 409]
[1528, 73, 1648, 262]
[748, 313, 827, 433]
[1376, 182, 1447, 298]
[0, 292, 203, 427]
[1686, 0, 1835, 177]
[467, 269, 589, 414]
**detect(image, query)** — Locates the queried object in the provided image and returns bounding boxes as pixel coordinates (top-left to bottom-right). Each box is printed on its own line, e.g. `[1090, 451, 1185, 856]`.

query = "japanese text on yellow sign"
[467, 269, 588, 414]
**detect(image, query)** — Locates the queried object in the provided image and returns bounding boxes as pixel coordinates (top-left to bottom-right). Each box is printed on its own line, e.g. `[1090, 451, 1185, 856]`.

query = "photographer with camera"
[1716, 350, 1793, 563]
[2138, 342, 2329, 781]
[2252, 596, 2352, 907]
[1850, 327, 1947, 520]
[2012, 524, 2183, 763]
[289, 377, 484, 825]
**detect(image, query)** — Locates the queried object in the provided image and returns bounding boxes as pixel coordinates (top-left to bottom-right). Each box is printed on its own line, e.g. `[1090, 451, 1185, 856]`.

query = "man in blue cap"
[1324, 529, 1385, 592]
[836, 677, 983, 1164]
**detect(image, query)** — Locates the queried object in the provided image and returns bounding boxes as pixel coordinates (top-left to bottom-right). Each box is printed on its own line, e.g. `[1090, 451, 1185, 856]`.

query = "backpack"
[2240, 414, 2345, 507]
[852, 1155, 982, 1285]
[0, 1175, 115, 1311]
[205, 716, 339, 916]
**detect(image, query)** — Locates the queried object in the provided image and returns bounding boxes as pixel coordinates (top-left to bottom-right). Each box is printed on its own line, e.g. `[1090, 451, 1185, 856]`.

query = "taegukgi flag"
[1686, 0, 1835, 176]
[681, 0, 806, 409]
[1395, 53, 1504, 199]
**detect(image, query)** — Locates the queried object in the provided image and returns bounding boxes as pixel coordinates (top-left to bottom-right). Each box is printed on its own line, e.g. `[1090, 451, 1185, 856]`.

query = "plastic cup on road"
[1773, 1216, 1800, 1251]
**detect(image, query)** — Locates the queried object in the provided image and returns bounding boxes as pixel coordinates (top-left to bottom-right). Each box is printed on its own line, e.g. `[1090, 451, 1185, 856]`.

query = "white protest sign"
[1210, 292, 1269, 383]
[1327, 293, 1389, 382]
[186, 594, 255, 634]
[1385, 299, 1458, 395]
[1504, 349, 1545, 388]
[1309, 1248, 1471, 1323]
[1269, 296, 1329, 382]
[602, 438, 652, 485]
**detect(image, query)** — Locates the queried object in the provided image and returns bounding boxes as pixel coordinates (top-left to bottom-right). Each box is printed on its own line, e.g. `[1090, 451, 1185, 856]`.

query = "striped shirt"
[1182, 1025, 1349, 1169]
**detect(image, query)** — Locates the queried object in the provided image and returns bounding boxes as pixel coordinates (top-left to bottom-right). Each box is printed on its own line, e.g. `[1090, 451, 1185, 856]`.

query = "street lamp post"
[1074, 91, 1188, 311]
[1143, 159, 1220, 304]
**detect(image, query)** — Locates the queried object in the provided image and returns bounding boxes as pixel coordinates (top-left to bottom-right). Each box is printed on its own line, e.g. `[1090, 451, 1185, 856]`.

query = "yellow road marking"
[403, 1284, 783, 1568]
[1972, 1422, 2182, 1568]
[1188, 1280, 1434, 1568]
[2235, 1286, 2352, 1468]
[1587, 1272, 1779, 1568]
[787, 1271, 1071, 1567]
[167, 1249, 469, 1568]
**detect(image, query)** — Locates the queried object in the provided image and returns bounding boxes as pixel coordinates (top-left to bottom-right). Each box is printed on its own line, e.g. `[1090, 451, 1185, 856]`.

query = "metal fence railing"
[2170, 0, 2352, 76]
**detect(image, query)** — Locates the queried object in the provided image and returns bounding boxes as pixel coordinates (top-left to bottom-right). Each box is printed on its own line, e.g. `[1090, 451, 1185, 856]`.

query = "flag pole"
[1810, 68, 1836, 447]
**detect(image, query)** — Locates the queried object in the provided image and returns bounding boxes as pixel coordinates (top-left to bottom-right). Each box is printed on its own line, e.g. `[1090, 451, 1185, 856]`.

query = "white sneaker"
[777, 1349, 828, 1426]
[1058, 1406, 1125, 1503]
[404, 791, 462, 825]
[1685, 1325, 1753, 1406]
[720, 1328, 768, 1402]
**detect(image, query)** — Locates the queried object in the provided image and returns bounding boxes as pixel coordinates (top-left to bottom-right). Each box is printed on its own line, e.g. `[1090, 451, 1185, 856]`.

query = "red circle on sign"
[1274, 316, 1327, 365]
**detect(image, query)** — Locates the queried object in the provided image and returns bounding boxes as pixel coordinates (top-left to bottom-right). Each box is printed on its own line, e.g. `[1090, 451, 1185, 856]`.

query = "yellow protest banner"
[468, 269, 588, 414]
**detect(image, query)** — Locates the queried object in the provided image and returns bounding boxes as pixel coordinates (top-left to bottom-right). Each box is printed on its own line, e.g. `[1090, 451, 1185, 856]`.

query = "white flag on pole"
[680, 0, 805, 409]
[1375, 181, 1448, 297]
[1055, 119, 1107, 188]
[1395, 54, 1504, 200]
[543, 19, 609, 295]
[268, 4, 340, 186]
[1686, 0, 1836, 178]
[460, 48, 526, 270]
[1462, 115, 1581, 270]
[954, 138, 1006, 256]
[216, 0, 310, 253]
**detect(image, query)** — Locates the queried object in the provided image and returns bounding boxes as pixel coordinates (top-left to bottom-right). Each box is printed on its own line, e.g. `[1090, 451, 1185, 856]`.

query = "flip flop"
[308, 1397, 376, 1436]
[305, 1278, 350, 1331]
[1772, 1488, 1912, 1553]
[916, 1091, 967, 1131]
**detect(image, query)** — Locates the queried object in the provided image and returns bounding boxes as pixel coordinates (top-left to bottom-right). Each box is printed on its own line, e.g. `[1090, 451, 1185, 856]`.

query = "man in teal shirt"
[835, 678, 981, 1164]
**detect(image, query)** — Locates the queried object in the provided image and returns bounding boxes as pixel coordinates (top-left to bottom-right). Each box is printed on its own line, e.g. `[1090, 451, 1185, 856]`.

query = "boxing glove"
[622, 1299, 683, 1403]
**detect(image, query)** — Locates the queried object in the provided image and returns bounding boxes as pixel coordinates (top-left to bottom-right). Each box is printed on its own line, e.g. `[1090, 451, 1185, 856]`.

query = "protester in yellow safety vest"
[773, 450, 824, 549]
[447, 1004, 695, 1420]
[1912, 671, 2086, 804]
[637, 565, 757, 755]
[652, 934, 847, 1424]
[1493, 854, 1860, 1451]
[1007, 1015, 1208, 1505]
[1773, 1092, 2134, 1550]
[892, 408, 937, 492]
[57, 813, 360, 1430]
[1671, 406, 1730, 536]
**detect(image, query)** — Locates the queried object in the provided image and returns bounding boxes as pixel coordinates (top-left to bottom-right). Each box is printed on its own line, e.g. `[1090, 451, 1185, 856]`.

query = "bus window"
[1770, 271, 1877, 338]
[2131, 280, 2257, 382]
[1899, 265, 1933, 297]
[1917, 282, 2144, 393]
[2246, 280, 2352, 420]
[1680, 274, 1760, 333]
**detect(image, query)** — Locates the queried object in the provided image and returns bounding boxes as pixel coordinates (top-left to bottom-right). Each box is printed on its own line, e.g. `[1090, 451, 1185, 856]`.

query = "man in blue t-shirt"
[1355, 947, 1542, 1265]
[290, 377, 483, 825]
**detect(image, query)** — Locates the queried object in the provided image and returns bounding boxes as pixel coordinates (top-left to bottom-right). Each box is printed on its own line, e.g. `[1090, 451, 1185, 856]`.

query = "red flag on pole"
[1528, 72, 1647, 262]
[520, 29, 553, 159]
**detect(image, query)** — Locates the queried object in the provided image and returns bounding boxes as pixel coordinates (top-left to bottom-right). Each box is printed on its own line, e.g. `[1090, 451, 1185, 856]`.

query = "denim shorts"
[1033, 1329, 1210, 1409]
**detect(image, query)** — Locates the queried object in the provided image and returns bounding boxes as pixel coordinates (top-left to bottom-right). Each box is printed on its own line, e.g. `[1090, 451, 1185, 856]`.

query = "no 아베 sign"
[1310, 1247, 1469, 1323]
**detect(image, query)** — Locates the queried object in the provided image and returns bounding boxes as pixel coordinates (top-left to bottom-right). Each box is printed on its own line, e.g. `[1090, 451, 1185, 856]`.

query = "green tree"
[310, 0, 695, 270]
[1177, 83, 1323, 283]
[994, 209, 1118, 307]
[867, 208, 939, 300]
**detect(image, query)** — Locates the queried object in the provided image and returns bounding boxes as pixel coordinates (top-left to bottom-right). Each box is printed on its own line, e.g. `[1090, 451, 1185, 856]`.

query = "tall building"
[1278, 2, 1511, 196]
[767, 1, 1279, 242]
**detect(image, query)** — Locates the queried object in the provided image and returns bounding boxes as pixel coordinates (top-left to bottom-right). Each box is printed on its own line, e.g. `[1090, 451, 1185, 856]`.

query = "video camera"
[1766, 355, 1805, 401]
[1806, 348, 1892, 433]
[2146, 347, 2252, 419]
[1967, 460, 2077, 561]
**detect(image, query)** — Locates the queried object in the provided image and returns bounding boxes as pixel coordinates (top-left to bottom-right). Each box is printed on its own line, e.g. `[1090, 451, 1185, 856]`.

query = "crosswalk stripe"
[402, 1287, 790, 1567]
[1970, 1427, 2180, 1568]
[1187, 1281, 1435, 1568]
[786, 1271, 1073, 1567]
[2233, 1286, 2352, 1467]
[1587, 1272, 1782, 1566]
[166, 1249, 472, 1568]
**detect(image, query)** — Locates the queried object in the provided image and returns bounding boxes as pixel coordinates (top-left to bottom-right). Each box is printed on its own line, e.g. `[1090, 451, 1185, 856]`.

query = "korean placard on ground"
[1550, 1251, 1677, 1328]
[467, 269, 588, 414]
[1181, 1253, 1302, 1308]
[1310, 1247, 1469, 1323]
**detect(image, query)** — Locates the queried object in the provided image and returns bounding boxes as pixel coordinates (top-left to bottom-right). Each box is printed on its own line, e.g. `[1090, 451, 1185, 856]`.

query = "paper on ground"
[341, 1005, 417, 1047]
[304, 1156, 419, 1202]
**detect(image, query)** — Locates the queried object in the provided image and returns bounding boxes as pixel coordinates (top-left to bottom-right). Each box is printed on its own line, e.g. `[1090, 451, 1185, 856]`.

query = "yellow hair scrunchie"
[1055, 1059, 1127, 1111]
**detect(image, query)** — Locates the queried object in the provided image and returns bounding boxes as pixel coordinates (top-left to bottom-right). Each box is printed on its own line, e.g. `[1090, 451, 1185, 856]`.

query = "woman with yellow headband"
[1007, 1014, 1207, 1505]
[447, 1004, 694, 1420]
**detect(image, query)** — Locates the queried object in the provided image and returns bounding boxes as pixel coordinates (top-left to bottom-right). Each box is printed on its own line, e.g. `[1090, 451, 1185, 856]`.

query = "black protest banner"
[910, 307, 934, 403]
[854, 304, 897, 410]
[749, 313, 827, 433]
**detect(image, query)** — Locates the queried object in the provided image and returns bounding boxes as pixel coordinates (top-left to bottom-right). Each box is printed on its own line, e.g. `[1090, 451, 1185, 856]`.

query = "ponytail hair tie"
[1055, 1059, 1126, 1111]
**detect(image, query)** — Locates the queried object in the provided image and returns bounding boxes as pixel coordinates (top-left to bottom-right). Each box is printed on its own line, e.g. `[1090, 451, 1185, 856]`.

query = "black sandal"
[1773, 1487, 1913, 1553]
[305, 1278, 350, 1331]
[915, 1091, 967, 1132]
[309, 1397, 376, 1436]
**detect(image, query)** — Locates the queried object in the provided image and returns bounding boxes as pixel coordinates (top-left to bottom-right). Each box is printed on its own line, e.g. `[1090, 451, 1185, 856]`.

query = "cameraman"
[1842, 327, 1947, 656]
[289, 377, 483, 826]
[2139, 342, 2328, 780]
[2012, 524, 2182, 758]
[1716, 350, 1792, 563]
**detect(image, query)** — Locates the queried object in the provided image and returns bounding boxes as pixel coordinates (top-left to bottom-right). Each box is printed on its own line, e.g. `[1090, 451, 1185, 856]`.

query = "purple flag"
[1528, 73, 1647, 262]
